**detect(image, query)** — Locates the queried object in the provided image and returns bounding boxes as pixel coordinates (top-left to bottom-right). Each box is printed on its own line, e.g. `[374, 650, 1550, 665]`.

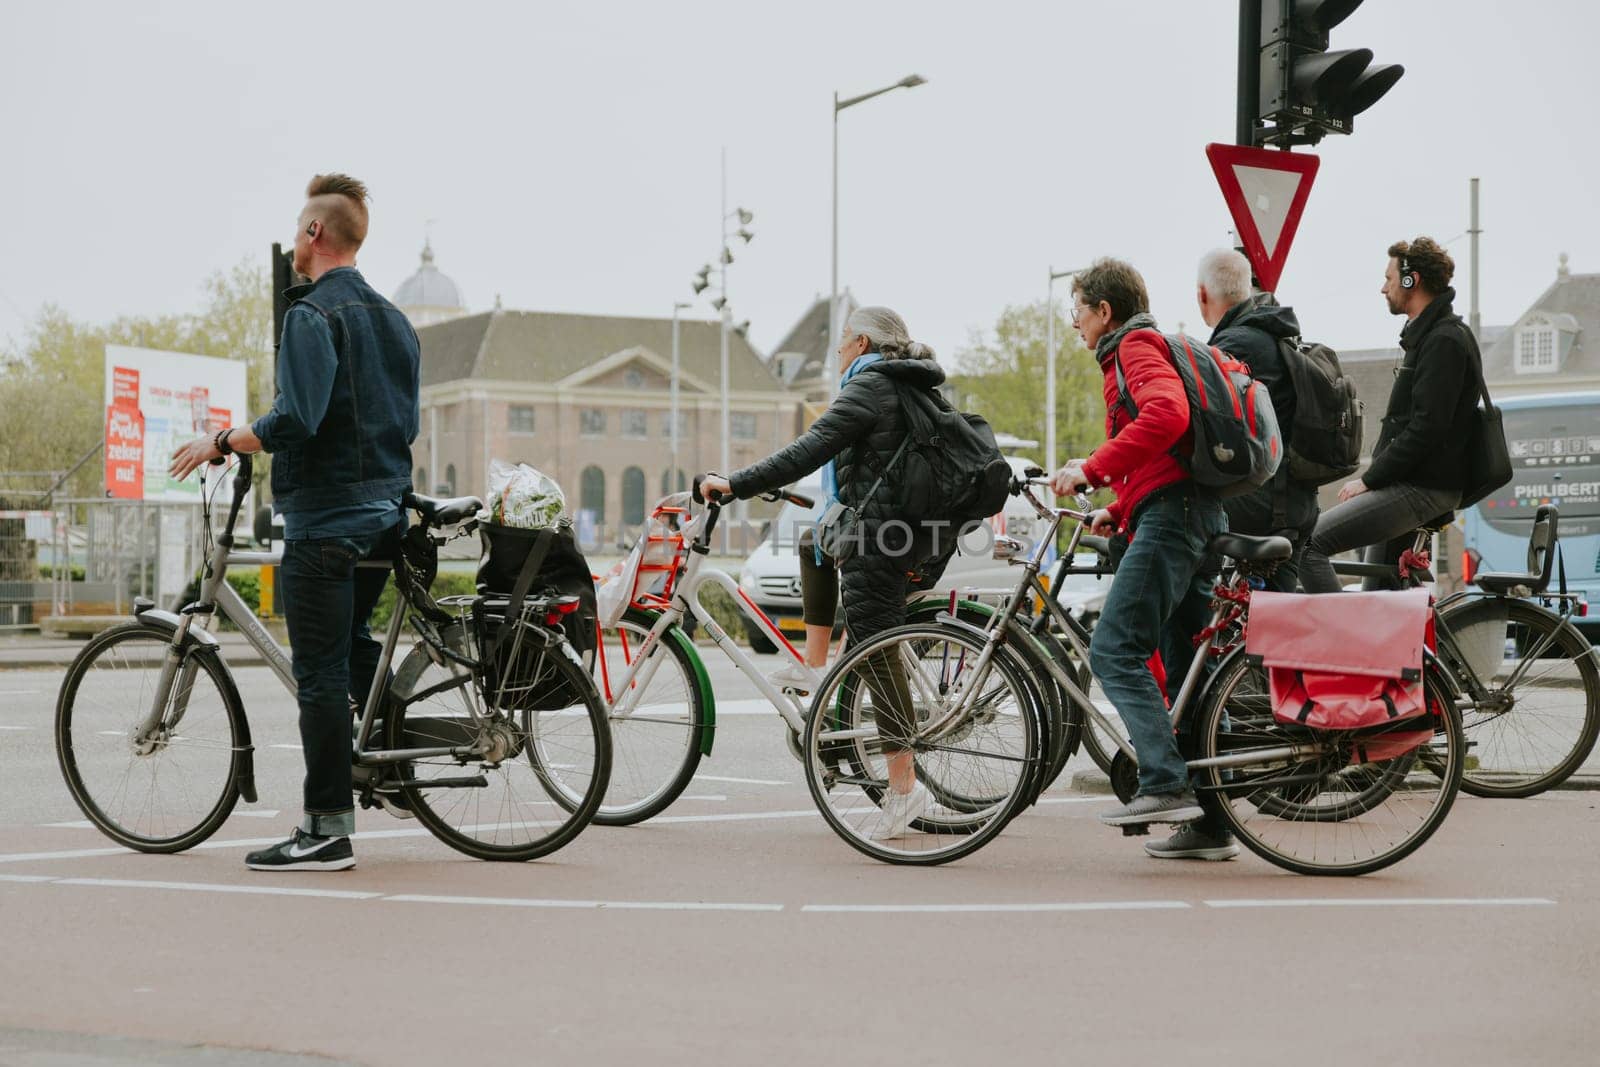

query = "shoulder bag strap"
[489, 526, 554, 660]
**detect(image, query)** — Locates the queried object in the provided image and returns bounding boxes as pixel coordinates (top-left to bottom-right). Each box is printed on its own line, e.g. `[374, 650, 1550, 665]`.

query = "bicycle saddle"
[1209, 532, 1293, 563]
[1418, 511, 1455, 533]
[404, 491, 484, 526]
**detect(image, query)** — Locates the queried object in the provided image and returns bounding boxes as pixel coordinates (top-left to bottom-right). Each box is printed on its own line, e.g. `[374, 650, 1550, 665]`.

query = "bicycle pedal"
[1121, 823, 1151, 837]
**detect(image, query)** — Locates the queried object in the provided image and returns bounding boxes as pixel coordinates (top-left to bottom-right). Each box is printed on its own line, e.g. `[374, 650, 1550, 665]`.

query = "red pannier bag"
[1245, 588, 1436, 762]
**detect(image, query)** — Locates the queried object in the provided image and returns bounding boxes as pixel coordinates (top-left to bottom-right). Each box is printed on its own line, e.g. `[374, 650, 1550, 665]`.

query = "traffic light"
[1256, 0, 1403, 146]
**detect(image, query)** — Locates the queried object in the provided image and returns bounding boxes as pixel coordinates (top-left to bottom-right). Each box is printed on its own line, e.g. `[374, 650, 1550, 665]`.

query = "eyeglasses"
[1070, 301, 1098, 325]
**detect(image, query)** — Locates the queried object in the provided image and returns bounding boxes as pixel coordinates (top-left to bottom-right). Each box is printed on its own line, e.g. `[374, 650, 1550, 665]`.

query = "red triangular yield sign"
[1205, 143, 1320, 294]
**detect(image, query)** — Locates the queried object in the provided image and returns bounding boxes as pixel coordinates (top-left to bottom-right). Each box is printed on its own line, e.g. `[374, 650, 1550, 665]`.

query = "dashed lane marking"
[692, 774, 790, 786]
[1204, 897, 1557, 910]
[385, 894, 784, 912]
[802, 900, 1192, 914]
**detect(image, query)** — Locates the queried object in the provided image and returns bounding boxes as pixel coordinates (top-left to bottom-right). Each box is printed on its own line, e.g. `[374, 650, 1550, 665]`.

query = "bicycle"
[1331, 505, 1600, 797]
[586, 485, 831, 824]
[803, 470, 1466, 872]
[54, 454, 612, 862]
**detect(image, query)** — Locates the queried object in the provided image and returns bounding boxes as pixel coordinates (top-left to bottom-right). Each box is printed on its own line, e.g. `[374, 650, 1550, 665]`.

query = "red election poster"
[105, 403, 146, 499]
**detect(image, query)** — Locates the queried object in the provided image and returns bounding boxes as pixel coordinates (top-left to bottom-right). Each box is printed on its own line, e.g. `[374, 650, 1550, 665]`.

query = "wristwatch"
[214, 428, 235, 456]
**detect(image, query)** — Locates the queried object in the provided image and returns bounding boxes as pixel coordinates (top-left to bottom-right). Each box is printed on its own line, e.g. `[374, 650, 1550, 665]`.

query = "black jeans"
[279, 521, 403, 836]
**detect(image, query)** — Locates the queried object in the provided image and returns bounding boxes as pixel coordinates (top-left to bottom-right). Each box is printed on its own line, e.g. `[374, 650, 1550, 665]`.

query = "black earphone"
[1399, 255, 1415, 290]
[306, 221, 319, 240]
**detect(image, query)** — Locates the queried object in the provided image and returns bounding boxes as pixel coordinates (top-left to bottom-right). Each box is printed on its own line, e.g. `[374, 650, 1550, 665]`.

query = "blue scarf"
[817, 353, 883, 562]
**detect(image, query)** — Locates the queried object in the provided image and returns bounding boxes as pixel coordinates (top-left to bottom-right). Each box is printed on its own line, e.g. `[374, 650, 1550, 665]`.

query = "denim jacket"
[253, 267, 421, 513]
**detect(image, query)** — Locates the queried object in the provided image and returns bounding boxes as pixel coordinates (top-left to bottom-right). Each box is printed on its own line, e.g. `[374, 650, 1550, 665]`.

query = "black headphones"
[1399, 255, 1416, 290]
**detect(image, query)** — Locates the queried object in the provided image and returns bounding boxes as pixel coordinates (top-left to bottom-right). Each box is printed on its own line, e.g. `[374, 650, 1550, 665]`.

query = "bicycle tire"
[803, 623, 1041, 866]
[1197, 650, 1463, 877]
[1436, 597, 1600, 798]
[389, 620, 610, 861]
[589, 609, 709, 825]
[55, 622, 246, 853]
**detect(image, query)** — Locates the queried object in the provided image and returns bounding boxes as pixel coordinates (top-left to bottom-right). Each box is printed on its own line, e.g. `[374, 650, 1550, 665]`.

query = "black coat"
[1208, 295, 1318, 534]
[729, 357, 953, 642]
[1363, 288, 1481, 494]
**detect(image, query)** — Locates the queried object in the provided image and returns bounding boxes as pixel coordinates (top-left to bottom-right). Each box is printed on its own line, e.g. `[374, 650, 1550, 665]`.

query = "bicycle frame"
[599, 498, 811, 732]
[130, 455, 496, 771]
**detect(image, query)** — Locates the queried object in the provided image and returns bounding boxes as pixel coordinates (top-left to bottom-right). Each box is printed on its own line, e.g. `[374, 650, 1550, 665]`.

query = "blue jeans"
[1090, 489, 1227, 798]
[279, 522, 403, 836]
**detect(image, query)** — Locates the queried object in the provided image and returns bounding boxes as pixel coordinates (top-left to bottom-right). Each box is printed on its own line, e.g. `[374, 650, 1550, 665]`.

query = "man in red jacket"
[1051, 258, 1234, 857]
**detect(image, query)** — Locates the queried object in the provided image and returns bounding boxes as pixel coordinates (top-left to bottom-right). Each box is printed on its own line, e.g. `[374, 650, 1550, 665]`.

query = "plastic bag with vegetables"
[487, 460, 566, 529]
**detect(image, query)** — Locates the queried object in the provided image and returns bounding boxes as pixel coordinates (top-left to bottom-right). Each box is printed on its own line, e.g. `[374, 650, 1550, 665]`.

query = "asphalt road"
[1, 652, 1597, 1066]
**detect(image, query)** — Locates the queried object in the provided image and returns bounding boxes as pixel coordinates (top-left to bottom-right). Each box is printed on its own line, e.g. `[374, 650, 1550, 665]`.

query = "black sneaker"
[245, 828, 355, 872]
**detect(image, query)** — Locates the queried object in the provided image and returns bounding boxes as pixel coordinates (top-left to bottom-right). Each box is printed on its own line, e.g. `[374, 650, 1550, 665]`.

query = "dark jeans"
[1299, 483, 1459, 593]
[1223, 488, 1317, 593]
[279, 521, 403, 836]
[1090, 489, 1227, 798]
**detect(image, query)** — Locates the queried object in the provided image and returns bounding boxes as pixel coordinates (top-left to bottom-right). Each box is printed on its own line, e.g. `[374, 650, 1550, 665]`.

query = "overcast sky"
[2, 0, 1596, 372]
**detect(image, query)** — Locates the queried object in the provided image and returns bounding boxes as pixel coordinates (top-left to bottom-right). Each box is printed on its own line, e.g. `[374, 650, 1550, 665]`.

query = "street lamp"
[671, 300, 691, 490]
[684, 147, 756, 551]
[1044, 265, 1080, 475]
[828, 73, 927, 396]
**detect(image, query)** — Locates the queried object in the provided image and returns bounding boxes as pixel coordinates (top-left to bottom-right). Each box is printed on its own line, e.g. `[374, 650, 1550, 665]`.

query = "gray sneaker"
[1098, 790, 1204, 827]
[1144, 824, 1240, 861]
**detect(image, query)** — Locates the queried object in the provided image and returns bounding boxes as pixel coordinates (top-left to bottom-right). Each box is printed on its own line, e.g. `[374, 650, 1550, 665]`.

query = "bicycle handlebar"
[692, 473, 811, 510]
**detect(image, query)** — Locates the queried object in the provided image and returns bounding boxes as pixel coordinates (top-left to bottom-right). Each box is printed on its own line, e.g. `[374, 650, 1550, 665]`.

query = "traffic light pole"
[1237, 0, 1260, 147]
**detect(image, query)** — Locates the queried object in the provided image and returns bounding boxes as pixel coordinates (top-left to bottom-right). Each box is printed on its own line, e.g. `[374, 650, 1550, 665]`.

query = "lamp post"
[671, 300, 690, 489]
[1044, 265, 1077, 475]
[687, 147, 755, 552]
[828, 73, 927, 397]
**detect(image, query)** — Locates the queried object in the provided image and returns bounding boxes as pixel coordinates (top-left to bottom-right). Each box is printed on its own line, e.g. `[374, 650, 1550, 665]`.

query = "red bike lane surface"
[0, 793, 1594, 1066]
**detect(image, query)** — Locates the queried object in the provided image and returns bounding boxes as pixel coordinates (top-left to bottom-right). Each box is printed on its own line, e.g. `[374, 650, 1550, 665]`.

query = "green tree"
[949, 300, 1105, 465]
[0, 258, 273, 503]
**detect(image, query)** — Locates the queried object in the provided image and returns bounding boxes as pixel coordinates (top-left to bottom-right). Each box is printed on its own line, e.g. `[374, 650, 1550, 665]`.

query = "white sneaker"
[768, 660, 822, 692]
[871, 782, 932, 840]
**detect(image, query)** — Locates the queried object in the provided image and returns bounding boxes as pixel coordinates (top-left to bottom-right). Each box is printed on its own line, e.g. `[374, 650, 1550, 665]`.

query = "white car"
[736, 456, 1085, 652]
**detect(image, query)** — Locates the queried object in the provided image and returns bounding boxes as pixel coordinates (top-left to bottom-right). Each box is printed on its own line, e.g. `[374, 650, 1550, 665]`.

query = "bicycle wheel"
[804, 623, 1041, 866]
[1436, 597, 1600, 797]
[55, 623, 246, 853]
[590, 609, 708, 824]
[1196, 651, 1463, 876]
[388, 619, 610, 861]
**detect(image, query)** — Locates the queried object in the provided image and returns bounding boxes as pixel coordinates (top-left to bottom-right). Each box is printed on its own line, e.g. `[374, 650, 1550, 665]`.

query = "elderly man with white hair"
[1196, 248, 1317, 593]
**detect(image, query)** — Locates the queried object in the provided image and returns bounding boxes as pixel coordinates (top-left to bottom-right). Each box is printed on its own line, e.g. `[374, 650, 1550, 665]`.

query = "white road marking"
[269, 743, 303, 750]
[42, 821, 95, 829]
[707, 699, 784, 717]
[677, 794, 728, 802]
[0, 725, 32, 731]
[648, 809, 816, 825]
[386, 894, 783, 912]
[1034, 797, 1107, 805]
[1204, 897, 1557, 910]
[233, 810, 282, 819]
[51, 876, 381, 900]
[0, 689, 42, 695]
[0, 873, 57, 883]
[693, 774, 790, 786]
[802, 901, 1192, 914]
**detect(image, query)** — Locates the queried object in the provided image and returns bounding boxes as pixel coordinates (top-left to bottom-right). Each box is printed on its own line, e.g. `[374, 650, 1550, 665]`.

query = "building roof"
[1483, 263, 1600, 385]
[766, 291, 858, 392]
[394, 241, 465, 312]
[415, 308, 783, 391]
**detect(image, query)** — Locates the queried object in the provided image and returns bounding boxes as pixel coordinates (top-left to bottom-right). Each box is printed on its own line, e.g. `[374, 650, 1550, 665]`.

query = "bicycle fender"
[625, 607, 717, 756]
[130, 609, 258, 804]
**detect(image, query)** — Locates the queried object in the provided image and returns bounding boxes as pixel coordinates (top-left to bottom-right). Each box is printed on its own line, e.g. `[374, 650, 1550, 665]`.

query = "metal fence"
[0, 500, 205, 629]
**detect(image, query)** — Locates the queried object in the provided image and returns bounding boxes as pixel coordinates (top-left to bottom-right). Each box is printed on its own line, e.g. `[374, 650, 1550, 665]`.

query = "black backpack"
[894, 387, 1013, 524]
[1276, 338, 1363, 485]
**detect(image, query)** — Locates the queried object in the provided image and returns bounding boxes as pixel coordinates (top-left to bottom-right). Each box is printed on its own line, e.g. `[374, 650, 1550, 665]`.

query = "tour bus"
[1461, 391, 1600, 641]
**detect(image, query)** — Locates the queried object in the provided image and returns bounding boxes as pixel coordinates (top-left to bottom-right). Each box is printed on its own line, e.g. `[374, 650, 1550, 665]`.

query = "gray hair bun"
[846, 306, 935, 361]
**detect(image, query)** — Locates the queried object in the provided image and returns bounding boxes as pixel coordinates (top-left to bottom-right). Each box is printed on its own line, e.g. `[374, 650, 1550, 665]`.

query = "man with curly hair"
[1299, 237, 1483, 592]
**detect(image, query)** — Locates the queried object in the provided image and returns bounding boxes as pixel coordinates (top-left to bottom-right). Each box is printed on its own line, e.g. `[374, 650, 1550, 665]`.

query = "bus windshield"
[1477, 402, 1600, 539]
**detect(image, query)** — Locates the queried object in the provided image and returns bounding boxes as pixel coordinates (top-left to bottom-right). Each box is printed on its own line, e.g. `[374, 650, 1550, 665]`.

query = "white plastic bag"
[595, 538, 645, 628]
[488, 460, 566, 529]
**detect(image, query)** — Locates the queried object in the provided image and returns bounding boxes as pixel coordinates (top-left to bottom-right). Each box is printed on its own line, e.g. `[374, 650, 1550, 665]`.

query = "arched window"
[622, 467, 646, 526]
[660, 468, 687, 496]
[580, 465, 606, 524]
[444, 464, 457, 496]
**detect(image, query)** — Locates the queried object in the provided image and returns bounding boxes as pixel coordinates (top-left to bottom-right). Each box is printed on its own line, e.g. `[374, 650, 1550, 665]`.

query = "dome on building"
[394, 240, 467, 327]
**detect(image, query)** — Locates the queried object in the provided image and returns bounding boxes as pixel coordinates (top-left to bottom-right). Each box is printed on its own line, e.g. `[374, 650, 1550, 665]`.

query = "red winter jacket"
[1079, 328, 1193, 532]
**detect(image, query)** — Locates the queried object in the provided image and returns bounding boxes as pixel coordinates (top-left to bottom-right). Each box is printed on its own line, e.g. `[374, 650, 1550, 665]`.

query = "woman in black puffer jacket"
[699, 306, 955, 837]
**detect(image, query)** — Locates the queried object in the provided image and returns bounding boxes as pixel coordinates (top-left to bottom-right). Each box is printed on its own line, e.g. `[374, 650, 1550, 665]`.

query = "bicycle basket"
[1246, 588, 1436, 761]
[477, 519, 597, 659]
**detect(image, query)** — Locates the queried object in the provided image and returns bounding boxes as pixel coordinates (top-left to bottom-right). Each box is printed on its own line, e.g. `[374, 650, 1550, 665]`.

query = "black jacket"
[1208, 295, 1318, 534]
[729, 357, 946, 534]
[1363, 288, 1480, 493]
